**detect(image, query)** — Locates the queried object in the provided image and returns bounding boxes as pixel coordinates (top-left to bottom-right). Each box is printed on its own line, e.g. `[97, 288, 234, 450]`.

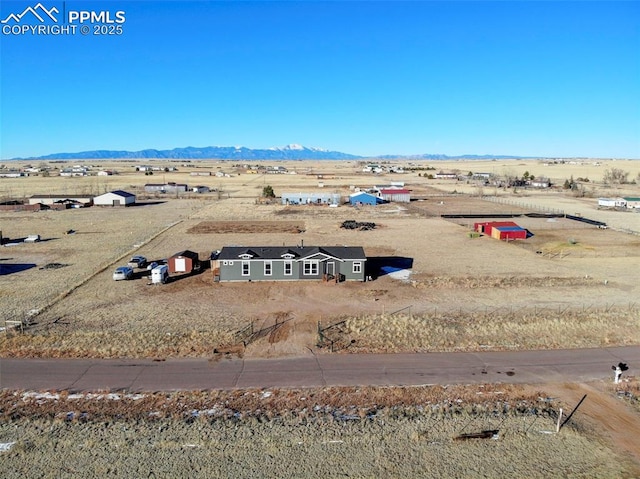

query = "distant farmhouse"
[434, 172, 458, 179]
[0, 170, 27, 178]
[144, 183, 188, 194]
[59, 166, 89, 177]
[529, 178, 551, 188]
[94, 190, 136, 207]
[599, 197, 640, 209]
[626, 197, 640, 209]
[266, 166, 288, 174]
[136, 165, 177, 172]
[361, 164, 404, 174]
[212, 246, 367, 283]
[362, 164, 383, 174]
[281, 192, 341, 206]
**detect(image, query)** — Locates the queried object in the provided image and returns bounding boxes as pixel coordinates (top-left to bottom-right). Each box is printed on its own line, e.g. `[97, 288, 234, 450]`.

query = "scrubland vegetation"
[339, 306, 640, 353]
[2, 159, 640, 476]
[1, 384, 638, 478]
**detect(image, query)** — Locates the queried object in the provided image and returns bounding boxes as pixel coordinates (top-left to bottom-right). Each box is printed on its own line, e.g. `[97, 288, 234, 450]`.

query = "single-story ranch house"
[212, 246, 367, 282]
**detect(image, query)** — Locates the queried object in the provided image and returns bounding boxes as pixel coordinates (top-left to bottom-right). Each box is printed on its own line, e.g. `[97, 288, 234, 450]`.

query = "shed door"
[175, 258, 187, 272]
[112, 199, 121, 206]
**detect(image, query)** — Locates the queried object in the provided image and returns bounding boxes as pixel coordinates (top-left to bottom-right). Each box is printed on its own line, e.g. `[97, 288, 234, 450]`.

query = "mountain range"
[15, 144, 526, 161]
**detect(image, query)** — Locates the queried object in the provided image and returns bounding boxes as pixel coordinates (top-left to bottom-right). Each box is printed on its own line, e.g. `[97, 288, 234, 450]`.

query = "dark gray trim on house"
[215, 246, 366, 282]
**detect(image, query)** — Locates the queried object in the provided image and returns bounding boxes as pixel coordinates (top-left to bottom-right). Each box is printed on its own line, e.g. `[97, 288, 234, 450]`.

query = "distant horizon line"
[3, 144, 639, 162]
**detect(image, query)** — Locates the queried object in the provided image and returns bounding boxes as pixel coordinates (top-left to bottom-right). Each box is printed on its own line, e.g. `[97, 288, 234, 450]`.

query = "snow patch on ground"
[20, 391, 146, 401]
[0, 442, 16, 452]
[388, 269, 412, 282]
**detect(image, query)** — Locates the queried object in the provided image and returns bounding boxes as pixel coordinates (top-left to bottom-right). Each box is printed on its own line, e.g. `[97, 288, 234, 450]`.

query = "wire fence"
[483, 196, 566, 215]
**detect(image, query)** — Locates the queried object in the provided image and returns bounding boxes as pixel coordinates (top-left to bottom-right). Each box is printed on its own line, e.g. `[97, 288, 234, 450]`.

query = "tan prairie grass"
[3, 416, 632, 479]
[1, 160, 639, 359]
[1, 384, 638, 478]
[342, 307, 640, 353]
[2, 305, 637, 358]
[0, 330, 235, 358]
[0, 200, 205, 323]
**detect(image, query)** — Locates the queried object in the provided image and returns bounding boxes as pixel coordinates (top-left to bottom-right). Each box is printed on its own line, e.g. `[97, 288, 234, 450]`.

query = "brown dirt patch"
[187, 220, 305, 234]
[540, 381, 640, 471]
[269, 321, 292, 343]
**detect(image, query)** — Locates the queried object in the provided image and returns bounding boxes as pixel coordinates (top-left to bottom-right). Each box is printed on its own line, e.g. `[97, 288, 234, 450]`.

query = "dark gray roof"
[218, 246, 366, 261]
[171, 250, 199, 260]
[110, 190, 136, 198]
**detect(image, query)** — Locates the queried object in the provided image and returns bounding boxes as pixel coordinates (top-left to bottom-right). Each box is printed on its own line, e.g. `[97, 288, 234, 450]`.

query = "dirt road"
[2, 346, 637, 392]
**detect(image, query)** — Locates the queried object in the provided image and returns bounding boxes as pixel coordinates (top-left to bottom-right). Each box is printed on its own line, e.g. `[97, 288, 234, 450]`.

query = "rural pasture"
[0, 158, 639, 358]
[0, 381, 639, 478]
[1, 158, 640, 476]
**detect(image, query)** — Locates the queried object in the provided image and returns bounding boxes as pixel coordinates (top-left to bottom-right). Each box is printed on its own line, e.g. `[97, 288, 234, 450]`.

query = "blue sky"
[1, 0, 639, 159]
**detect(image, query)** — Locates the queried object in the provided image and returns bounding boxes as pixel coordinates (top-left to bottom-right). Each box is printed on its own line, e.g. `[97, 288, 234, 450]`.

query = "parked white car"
[113, 266, 134, 281]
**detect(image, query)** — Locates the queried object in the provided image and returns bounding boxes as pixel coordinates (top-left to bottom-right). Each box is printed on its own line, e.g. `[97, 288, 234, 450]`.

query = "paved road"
[1, 346, 638, 392]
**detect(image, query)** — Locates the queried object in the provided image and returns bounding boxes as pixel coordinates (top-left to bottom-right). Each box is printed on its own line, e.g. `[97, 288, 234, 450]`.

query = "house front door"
[326, 262, 335, 276]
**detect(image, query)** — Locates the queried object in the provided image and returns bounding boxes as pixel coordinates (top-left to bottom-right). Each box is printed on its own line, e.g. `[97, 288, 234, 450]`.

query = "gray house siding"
[216, 246, 366, 282]
[219, 259, 304, 282]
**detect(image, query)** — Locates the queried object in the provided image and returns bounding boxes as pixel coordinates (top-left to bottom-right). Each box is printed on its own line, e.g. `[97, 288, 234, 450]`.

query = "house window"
[284, 261, 292, 276]
[353, 261, 362, 274]
[264, 261, 272, 276]
[242, 261, 250, 276]
[303, 260, 318, 275]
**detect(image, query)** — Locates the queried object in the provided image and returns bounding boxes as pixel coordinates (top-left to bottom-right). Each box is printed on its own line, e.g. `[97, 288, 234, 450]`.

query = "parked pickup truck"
[127, 255, 147, 268]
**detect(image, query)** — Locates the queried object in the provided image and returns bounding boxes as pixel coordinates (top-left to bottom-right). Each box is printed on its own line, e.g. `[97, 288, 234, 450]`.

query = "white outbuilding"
[94, 190, 136, 207]
[598, 197, 626, 208]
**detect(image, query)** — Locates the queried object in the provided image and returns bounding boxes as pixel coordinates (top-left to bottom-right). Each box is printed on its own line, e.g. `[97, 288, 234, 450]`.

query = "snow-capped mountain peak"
[284, 143, 304, 151]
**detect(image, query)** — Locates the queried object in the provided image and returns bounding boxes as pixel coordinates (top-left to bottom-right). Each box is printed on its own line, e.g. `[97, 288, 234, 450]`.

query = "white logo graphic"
[1, 2, 59, 24]
[2, 2, 126, 36]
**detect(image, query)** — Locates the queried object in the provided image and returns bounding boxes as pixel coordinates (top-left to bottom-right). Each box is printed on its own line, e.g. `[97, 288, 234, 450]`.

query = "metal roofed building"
[281, 192, 341, 205]
[349, 191, 385, 206]
[474, 221, 527, 241]
[379, 188, 411, 203]
[93, 190, 136, 206]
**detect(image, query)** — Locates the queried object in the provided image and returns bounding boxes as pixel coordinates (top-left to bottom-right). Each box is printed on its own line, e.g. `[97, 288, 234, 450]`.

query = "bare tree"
[602, 168, 629, 186]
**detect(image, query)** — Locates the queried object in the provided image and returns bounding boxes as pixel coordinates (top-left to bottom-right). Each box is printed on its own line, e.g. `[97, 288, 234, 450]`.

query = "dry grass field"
[1, 380, 639, 478]
[2, 159, 640, 476]
[1, 158, 639, 358]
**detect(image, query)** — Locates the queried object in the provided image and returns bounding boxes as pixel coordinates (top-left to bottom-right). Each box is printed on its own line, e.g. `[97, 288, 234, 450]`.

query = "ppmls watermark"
[1, 2, 126, 36]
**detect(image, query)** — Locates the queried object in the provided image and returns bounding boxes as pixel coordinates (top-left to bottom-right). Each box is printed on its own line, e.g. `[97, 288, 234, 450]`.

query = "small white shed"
[94, 190, 136, 207]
